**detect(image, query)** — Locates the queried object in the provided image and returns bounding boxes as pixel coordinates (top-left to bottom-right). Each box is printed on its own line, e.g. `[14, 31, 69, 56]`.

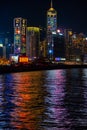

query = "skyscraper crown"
[49, 0, 55, 11]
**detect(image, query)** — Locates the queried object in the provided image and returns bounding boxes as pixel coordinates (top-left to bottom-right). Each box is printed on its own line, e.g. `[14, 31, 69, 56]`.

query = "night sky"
[0, 0, 87, 34]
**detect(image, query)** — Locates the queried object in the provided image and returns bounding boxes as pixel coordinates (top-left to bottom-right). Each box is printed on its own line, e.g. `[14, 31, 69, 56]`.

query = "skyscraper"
[26, 27, 40, 59]
[47, 0, 57, 60]
[47, 0, 57, 34]
[14, 17, 27, 55]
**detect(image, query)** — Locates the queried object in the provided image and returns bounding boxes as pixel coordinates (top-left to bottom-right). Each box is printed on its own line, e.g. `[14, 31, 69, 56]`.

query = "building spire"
[51, 0, 53, 8]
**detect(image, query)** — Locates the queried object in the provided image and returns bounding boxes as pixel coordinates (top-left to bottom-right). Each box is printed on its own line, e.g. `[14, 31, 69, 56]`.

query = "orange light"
[16, 29, 20, 34]
[19, 56, 28, 63]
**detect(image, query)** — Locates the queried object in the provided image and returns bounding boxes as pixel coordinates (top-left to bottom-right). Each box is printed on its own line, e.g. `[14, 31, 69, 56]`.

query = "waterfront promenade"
[0, 63, 87, 74]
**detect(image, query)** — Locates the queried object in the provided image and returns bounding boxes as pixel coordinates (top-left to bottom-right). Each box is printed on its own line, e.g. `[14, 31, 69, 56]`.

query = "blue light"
[49, 50, 53, 54]
[55, 57, 61, 61]
[8, 44, 11, 46]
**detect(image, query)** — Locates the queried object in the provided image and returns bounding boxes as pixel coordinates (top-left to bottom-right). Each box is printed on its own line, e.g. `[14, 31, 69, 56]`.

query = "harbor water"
[0, 68, 87, 130]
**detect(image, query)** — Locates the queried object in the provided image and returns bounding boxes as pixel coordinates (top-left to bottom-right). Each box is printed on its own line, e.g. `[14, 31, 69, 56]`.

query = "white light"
[76, 58, 80, 61]
[57, 29, 60, 33]
[61, 58, 66, 61]
[0, 44, 3, 47]
[52, 32, 56, 34]
[11, 55, 19, 63]
[59, 33, 63, 36]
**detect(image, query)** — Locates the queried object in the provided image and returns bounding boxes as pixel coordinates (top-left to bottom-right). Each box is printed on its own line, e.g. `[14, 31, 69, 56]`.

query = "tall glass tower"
[14, 17, 27, 55]
[47, 0, 57, 34]
[26, 27, 40, 59]
[47, 0, 57, 60]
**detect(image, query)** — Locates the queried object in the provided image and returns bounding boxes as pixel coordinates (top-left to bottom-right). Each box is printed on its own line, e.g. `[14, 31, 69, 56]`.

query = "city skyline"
[0, 0, 87, 34]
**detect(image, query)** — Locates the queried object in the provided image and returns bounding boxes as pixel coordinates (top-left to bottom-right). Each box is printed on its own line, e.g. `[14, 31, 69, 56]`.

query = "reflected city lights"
[0, 69, 87, 129]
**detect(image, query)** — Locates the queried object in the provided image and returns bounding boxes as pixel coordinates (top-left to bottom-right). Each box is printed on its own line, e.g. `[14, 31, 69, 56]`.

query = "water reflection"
[65, 69, 87, 129]
[0, 69, 87, 129]
[10, 72, 46, 130]
[42, 70, 71, 130]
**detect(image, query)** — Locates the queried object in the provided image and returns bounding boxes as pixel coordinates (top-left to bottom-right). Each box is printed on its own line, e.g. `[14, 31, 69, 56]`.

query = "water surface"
[0, 69, 87, 130]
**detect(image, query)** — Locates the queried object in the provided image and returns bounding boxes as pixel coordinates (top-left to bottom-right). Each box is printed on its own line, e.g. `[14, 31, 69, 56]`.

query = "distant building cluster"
[0, 0, 87, 65]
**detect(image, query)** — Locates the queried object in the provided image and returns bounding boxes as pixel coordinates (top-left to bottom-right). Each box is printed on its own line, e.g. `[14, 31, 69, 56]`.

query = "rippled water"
[0, 69, 87, 130]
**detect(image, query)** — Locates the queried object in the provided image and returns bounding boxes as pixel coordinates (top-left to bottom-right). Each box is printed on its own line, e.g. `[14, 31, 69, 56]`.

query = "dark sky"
[0, 0, 87, 34]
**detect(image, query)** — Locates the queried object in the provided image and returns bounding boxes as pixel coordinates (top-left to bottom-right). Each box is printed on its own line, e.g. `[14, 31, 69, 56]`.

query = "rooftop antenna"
[51, 0, 53, 8]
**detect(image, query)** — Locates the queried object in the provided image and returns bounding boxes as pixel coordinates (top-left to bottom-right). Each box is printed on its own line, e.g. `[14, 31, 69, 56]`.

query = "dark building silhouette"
[52, 33, 66, 61]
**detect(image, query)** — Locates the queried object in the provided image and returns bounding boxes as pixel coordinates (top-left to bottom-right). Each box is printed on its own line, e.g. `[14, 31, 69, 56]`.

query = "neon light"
[19, 57, 28, 63]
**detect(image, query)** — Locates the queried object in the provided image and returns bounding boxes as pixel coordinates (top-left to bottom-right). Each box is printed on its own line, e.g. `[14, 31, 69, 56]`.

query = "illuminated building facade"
[14, 17, 27, 55]
[47, 0, 57, 34]
[47, 0, 57, 60]
[26, 27, 40, 59]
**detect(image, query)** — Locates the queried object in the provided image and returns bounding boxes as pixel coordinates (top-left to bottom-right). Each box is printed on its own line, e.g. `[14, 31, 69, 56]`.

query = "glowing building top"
[26, 27, 40, 59]
[49, 0, 54, 11]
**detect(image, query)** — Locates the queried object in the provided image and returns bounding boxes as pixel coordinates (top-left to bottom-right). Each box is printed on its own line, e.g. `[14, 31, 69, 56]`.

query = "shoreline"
[0, 64, 87, 74]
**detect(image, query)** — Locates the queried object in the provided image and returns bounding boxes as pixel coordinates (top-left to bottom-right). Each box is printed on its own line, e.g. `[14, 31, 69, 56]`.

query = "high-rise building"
[26, 27, 40, 59]
[47, 0, 57, 60]
[0, 32, 12, 59]
[14, 17, 27, 55]
[64, 29, 73, 60]
[52, 33, 66, 61]
[47, 0, 57, 34]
